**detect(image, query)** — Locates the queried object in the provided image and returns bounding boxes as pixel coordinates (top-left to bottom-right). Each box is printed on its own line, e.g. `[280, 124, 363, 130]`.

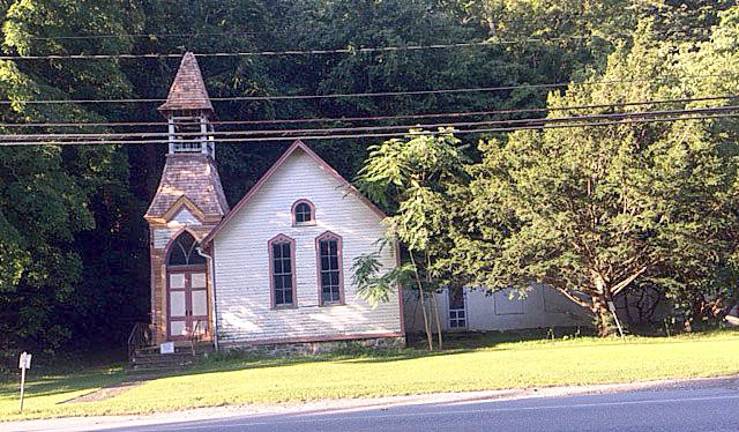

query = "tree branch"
[549, 284, 592, 310]
[611, 265, 649, 296]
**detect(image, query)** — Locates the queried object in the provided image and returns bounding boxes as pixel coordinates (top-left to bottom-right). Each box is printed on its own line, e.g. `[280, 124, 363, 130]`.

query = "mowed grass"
[2, 330, 739, 421]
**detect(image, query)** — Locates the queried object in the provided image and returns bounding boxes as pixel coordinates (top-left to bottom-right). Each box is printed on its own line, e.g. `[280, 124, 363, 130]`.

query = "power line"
[27, 31, 260, 41]
[1, 37, 588, 60]
[3, 105, 736, 141]
[0, 112, 734, 147]
[0, 95, 732, 129]
[1, 74, 735, 105]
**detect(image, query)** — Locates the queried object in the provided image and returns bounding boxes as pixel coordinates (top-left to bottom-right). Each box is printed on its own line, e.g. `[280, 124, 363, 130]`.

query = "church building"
[141, 53, 588, 357]
[144, 53, 405, 351]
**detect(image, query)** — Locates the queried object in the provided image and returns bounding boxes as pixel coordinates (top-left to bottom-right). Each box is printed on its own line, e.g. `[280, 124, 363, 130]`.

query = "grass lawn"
[2, 329, 739, 421]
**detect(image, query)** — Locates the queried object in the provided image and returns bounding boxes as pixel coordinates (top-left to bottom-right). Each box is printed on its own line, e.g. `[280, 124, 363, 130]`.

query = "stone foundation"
[220, 336, 406, 357]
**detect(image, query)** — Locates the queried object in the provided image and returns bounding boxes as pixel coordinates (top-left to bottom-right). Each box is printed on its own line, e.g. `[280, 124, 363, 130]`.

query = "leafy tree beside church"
[444, 16, 739, 335]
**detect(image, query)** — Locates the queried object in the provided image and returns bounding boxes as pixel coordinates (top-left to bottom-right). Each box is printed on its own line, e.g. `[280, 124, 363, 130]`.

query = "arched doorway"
[166, 231, 209, 341]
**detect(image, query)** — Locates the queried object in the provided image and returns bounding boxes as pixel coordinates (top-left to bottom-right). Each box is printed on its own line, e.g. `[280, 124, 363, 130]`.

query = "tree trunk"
[590, 273, 619, 337]
[430, 291, 443, 350]
[426, 254, 442, 349]
[419, 288, 434, 350]
[410, 254, 433, 350]
[591, 293, 617, 337]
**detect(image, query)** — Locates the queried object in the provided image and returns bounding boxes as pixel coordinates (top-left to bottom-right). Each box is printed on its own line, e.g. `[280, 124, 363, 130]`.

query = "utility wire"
[0, 95, 733, 129]
[0, 112, 734, 146]
[27, 31, 261, 41]
[1, 37, 588, 60]
[3, 105, 736, 141]
[1, 74, 735, 105]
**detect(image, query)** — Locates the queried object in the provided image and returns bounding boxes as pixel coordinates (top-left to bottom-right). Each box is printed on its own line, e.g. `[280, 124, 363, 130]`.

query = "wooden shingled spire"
[158, 52, 214, 114]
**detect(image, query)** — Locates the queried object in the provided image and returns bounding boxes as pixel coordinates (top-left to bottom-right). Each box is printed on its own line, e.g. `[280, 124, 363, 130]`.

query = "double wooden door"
[167, 267, 209, 340]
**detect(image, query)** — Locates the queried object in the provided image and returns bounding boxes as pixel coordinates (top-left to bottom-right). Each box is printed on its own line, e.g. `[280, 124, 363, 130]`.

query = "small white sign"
[160, 342, 175, 354]
[18, 352, 31, 412]
[18, 352, 31, 370]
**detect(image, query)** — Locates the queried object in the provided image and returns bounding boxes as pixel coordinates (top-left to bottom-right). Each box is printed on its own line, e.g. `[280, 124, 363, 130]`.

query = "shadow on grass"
[0, 347, 129, 399]
[119, 345, 474, 384]
[0, 367, 126, 399]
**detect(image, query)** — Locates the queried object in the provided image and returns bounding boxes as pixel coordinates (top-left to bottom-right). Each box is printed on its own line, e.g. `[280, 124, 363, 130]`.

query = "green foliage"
[0, 0, 145, 352]
[357, 130, 467, 252]
[351, 250, 415, 308]
[449, 15, 739, 335]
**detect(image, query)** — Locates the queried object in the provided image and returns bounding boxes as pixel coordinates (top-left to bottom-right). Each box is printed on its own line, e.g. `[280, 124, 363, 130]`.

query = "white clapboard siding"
[213, 149, 401, 344]
[152, 208, 203, 249]
[172, 208, 201, 225]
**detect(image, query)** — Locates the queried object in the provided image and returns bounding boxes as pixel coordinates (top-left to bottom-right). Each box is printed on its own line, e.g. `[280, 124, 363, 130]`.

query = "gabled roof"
[144, 154, 229, 224]
[161, 195, 207, 223]
[201, 140, 386, 245]
[158, 52, 214, 114]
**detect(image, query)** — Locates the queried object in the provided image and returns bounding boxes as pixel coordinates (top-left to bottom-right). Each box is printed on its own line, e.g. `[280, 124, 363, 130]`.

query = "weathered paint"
[212, 148, 402, 345]
[404, 285, 591, 333]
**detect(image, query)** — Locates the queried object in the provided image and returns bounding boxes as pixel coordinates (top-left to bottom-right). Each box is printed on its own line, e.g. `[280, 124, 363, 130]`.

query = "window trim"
[268, 234, 298, 309]
[166, 229, 206, 267]
[315, 231, 345, 306]
[447, 287, 467, 330]
[291, 199, 316, 226]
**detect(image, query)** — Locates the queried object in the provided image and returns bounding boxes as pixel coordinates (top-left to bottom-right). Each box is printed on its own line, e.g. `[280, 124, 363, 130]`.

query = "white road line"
[140, 392, 739, 431]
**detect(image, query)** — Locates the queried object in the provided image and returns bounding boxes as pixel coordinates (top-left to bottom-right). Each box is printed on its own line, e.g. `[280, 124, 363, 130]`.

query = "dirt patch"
[62, 381, 142, 404]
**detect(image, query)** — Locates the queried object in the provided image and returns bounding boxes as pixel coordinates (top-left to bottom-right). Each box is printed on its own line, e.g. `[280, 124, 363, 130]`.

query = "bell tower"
[144, 52, 229, 344]
[158, 51, 216, 158]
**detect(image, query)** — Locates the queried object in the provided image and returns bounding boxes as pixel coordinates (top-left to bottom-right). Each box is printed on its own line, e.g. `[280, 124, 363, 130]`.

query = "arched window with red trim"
[292, 199, 315, 226]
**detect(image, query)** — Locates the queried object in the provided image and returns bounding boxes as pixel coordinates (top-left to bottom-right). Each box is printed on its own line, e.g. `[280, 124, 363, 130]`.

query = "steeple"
[144, 52, 228, 344]
[144, 51, 229, 226]
[158, 52, 216, 158]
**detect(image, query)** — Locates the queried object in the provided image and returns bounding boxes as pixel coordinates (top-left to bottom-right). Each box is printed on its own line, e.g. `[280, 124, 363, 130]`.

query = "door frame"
[447, 287, 468, 331]
[166, 264, 209, 341]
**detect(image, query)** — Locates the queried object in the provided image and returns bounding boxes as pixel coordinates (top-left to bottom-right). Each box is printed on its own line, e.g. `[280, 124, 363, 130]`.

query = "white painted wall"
[152, 208, 203, 248]
[404, 285, 590, 332]
[212, 149, 402, 345]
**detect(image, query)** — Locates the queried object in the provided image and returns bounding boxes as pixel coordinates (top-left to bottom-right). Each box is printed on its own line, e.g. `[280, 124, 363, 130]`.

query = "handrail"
[190, 320, 203, 356]
[127, 322, 152, 362]
[127, 323, 141, 362]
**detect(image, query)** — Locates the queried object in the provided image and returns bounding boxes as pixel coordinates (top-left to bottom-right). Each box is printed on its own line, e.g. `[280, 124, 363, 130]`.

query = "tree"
[0, 0, 277, 354]
[0, 0, 145, 352]
[663, 5, 739, 328]
[356, 130, 467, 349]
[450, 21, 739, 336]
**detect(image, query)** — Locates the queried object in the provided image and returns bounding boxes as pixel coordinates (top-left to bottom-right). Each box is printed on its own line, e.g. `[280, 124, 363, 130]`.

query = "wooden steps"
[128, 343, 213, 374]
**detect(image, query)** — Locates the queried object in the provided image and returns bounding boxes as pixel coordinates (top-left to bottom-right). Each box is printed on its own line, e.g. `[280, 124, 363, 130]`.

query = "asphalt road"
[106, 385, 739, 432]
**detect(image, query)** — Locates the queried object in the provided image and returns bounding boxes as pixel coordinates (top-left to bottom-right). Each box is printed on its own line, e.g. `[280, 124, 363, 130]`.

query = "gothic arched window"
[269, 234, 297, 308]
[168, 231, 206, 266]
[316, 231, 344, 305]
